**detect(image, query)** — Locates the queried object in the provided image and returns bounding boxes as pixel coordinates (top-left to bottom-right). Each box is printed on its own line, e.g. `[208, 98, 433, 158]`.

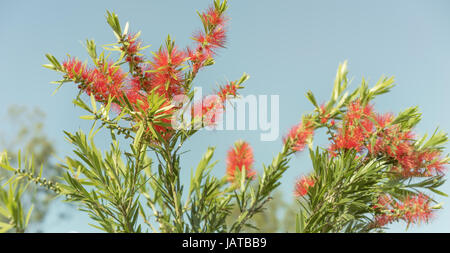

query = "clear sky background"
[1, 0, 449, 232]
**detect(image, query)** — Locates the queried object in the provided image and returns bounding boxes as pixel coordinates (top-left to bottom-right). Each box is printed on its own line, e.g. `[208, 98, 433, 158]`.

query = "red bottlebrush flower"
[63, 58, 126, 103]
[125, 33, 141, 56]
[152, 47, 186, 67]
[397, 194, 433, 225]
[374, 214, 395, 228]
[62, 57, 86, 80]
[193, 26, 227, 56]
[202, 6, 227, 27]
[193, 32, 209, 49]
[191, 80, 241, 128]
[320, 116, 329, 124]
[390, 149, 446, 178]
[197, 4, 227, 49]
[294, 175, 315, 197]
[226, 141, 256, 182]
[366, 117, 444, 179]
[394, 142, 416, 169]
[319, 104, 330, 124]
[207, 26, 227, 48]
[149, 47, 186, 98]
[188, 6, 227, 74]
[329, 100, 375, 154]
[375, 112, 394, 129]
[418, 150, 446, 176]
[186, 46, 209, 73]
[284, 121, 315, 152]
[193, 96, 224, 127]
[217, 81, 239, 102]
[372, 193, 434, 228]
[377, 194, 394, 208]
[346, 100, 373, 122]
[91, 63, 126, 101]
[372, 194, 396, 227]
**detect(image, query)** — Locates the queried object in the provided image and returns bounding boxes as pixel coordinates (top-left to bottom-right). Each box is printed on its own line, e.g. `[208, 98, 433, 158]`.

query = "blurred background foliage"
[0, 106, 69, 232]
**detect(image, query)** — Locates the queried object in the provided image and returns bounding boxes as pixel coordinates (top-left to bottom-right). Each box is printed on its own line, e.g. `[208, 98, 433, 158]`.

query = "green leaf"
[90, 93, 97, 113]
[0, 223, 14, 233]
[25, 204, 34, 227]
[123, 22, 129, 36]
[80, 115, 96, 120]
[306, 90, 318, 108]
[133, 123, 145, 150]
[428, 188, 448, 197]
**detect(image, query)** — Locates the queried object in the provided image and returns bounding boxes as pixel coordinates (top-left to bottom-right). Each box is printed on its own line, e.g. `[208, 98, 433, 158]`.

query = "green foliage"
[0, 176, 33, 233]
[297, 149, 386, 232]
[1, 1, 447, 234]
[294, 62, 448, 233]
[30, 0, 295, 233]
[0, 107, 63, 232]
[0, 149, 58, 233]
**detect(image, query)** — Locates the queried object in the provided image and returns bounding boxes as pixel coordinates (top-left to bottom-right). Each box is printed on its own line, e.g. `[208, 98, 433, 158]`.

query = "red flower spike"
[294, 175, 315, 197]
[329, 100, 374, 154]
[217, 81, 239, 102]
[284, 121, 315, 152]
[62, 58, 86, 80]
[186, 46, 209, 73]
[375, 113, 395, 129]
[192, 81, 241, 128]
[372, 193, 434, 228]
[188, 5, 228, 74]
[193, 96, 224, 127]
[125, 33, 141, 56]
[399, 194, 433, 225]
[62, 58, 126, 103]
[226, 141, 256, 182]
[319, 103, 331, 124]
[202, 6, 227, 27]
[149, 47, 186, 98]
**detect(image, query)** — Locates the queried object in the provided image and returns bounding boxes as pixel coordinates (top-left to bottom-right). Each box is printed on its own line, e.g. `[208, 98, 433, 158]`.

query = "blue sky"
[1, 0, 449, 232]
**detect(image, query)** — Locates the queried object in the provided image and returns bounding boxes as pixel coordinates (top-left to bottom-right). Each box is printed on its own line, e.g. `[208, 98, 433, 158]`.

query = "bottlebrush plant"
[0, 0, 448, 233]
[291, 62, 449, 232]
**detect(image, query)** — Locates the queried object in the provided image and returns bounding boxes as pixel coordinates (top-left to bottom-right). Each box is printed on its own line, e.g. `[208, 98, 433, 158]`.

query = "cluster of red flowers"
[187, 6, 227, 74]
[294, 175, 315, 197]
[329, 100, 374, 153]
[369, 120, 445, 178]
[226, 141, 256, 182]
[328, 99, 446, 178]
[319, 104, 332, 125]
[372, 194, 433, 227]
[123, 42, 187, 101]
[287, 120, 316, 197]
[194, 96, 224, 127]
[291, 98, 446, 199]
[193, 81, 241, 127]
[217, 81, 239, 101]
[124, 33, 143, 63]
[61, 3, 235, 144]
[149, 47, 187, 98]
[283, 121, 315, 152]
[62, 58, 126, 102]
